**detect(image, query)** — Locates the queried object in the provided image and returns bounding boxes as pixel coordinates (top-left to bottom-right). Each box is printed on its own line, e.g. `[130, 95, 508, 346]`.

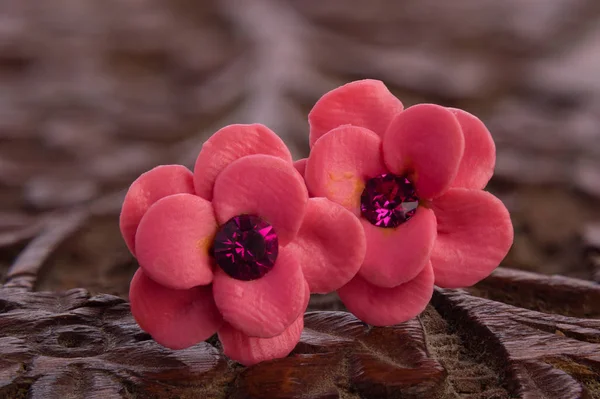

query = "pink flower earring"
[120, 79, 514, 366]
[120, 124, 366, 366]
[296, 79, 514, 326]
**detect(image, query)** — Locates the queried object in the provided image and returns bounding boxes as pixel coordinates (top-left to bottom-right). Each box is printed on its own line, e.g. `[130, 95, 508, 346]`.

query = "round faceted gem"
[360, 173, 419, 228]
[213, 215, 278, 281]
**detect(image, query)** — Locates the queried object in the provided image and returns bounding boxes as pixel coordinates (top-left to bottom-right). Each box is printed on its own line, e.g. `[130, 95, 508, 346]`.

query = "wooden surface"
[1, 1, 600, 398]
[1, 0, 600, 289]
[1, 268, 599, 399]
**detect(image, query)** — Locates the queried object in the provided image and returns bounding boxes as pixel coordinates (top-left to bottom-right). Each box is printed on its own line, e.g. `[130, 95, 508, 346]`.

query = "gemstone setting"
[213, 215, 278, 281]
[360, 173, 419, 228]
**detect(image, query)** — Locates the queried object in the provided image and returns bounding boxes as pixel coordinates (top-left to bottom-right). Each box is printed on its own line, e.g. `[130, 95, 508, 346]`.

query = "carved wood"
[1, 268, 599, 399]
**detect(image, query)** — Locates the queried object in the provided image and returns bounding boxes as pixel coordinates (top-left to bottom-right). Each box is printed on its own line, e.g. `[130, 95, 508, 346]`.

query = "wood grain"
[1, 268, 598, 399]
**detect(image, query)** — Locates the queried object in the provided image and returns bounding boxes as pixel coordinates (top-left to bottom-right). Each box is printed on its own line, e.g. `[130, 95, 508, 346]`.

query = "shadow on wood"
[1, 268, 599, 399]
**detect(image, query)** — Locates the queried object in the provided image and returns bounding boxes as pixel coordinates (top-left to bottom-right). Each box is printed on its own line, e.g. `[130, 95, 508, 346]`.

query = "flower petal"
[293, 158, 307, 179]
[383, 104, 464, 199]
[212, 247, 309, 338]
[430, 188, 513, 288]
[129, 269, 222, 349]
[135, 193, 217, 289]
[449, 108, 496, 189]
[305, 126, 387, 215]
[120, 165, 195, 255]
[218, 314, 304, 366]
[308, 79, 403, 146]
[358, 206, 436, 287]
[193, 124, 293, 201]
[212, 154, 308, 246]
[286, 197, 366, 293]
[337, 262, 434, 326]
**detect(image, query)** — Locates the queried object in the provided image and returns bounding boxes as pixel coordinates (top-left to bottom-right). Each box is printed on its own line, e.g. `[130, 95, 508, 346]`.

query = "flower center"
[213, 214, 278, 281]
[360, 173, 419, 228]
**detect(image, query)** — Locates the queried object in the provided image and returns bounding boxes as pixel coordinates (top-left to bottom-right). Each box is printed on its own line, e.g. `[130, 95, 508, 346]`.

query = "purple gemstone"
[213, 215, 278, 281]
[360, 173, 419, 228]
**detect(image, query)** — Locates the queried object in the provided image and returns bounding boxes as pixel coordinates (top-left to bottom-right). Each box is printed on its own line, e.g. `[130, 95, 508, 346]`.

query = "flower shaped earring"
[121, 79, 514, 366]
[296, 79, 514, 326]
[120, 124, 366, 366]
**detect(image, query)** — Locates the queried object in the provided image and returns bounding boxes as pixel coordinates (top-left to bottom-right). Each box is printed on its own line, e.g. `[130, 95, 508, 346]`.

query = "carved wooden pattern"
[1, 268, 599, 398]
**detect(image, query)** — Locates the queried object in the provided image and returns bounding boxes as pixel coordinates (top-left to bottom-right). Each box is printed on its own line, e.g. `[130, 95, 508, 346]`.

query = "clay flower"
[296, 80, 513, 326]
[120, 124, 365, 366]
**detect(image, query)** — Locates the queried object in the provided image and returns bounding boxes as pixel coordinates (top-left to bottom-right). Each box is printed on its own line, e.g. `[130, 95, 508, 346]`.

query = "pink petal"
[193, 124, 293, 201]
[359, 206, 436, 287]
[308, 79, 403, 146]
[129, 269, 222, 350]
[293, 158, 307, 179]
[430, 188, 513, 288]
[286, 197, 366, 293]
[212, 154, 308, 246]
[120, 165, 195, 255]
[212, 247, 309, 338]
[218, 314, 304, 366]
[337, 262, 434, 326]
[135, 193, 217, 289]
[383, 104, 464, 199]
[449, 108, 496, 189]
[305, 126, 387, 215]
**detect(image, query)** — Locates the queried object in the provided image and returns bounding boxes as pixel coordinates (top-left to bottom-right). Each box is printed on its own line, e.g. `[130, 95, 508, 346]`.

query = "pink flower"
[120, 124, 366, 366]
[297, 80, 514, 326]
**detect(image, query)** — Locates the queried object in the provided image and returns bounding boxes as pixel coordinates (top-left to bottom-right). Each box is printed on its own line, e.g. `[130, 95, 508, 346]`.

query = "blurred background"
[1, 0, 599, 298]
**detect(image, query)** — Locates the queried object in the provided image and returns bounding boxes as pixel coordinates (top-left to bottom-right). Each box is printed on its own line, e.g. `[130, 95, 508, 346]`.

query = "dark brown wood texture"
[1, 268, 599, 399]
[1, 0, 600, 292]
